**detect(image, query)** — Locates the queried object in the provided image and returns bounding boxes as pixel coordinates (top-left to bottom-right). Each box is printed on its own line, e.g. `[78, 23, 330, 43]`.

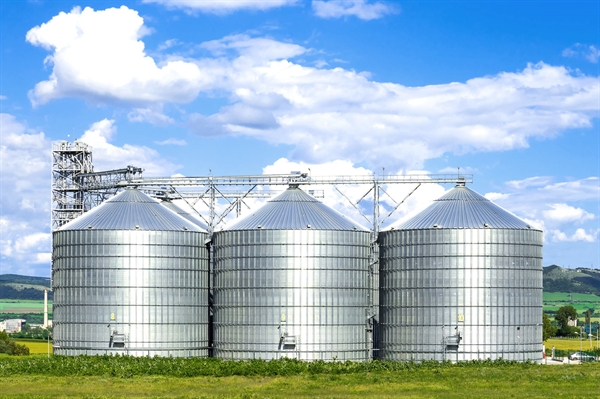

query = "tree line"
[543, 305, 596, 340]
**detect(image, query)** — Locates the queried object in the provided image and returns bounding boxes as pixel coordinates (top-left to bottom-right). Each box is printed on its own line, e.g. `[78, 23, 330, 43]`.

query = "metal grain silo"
[212, 185, 371, 361]
[379, 183, 543, 362]
[52, 188, 209, 357]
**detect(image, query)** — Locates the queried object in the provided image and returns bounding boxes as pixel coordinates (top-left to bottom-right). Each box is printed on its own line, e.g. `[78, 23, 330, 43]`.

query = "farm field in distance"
[14, 339, 52, 354]
[0, 299, 53, 314]
[545, 337, 600, 351]
[542, 292, 600, 320]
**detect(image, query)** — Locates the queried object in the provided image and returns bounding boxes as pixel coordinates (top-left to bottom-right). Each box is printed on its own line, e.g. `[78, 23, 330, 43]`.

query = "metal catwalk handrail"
[118, 173, 472, 188]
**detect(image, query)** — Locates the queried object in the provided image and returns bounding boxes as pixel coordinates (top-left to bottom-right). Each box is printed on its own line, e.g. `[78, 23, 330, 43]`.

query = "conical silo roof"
[391, 184, 533, 230]
[59, 188, 204, 232]
[225, 186, 368, 231]
[161, 200, 209, 230]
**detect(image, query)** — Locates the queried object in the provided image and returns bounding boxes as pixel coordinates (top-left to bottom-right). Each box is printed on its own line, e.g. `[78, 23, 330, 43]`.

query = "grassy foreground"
[0, 357, 599, 398]
[1, 363, 599, 398]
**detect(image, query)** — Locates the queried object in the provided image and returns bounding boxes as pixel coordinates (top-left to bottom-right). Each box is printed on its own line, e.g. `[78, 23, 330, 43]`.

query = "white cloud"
[0, 114, 183, 276]
[312, 0, 396, 20]
[200, 34, 306, 60]
[0, 95, 6, 100]
[13, 232, 51, 255]
[261, 158, 447, 230]
[79, 119, 181, 176]
[550, 228, 599, 243]
[143, 0, 299, 14]
[562, 43, 600, 63]
[542, 203, 595, 224]
[0, 115, 52, 275]
[128, 107, 175, 125]
[157, 38, 181, 51]
[189, 34, 599, 170]
[506, 176, 554, 190]
[26, 11, 600, 171]
[485, 176, 599, 247]
[26, 6, 206, 106]
[0, 114, 49, 203]
[155, 138, 187, 146]
[484, 192, 511, 202]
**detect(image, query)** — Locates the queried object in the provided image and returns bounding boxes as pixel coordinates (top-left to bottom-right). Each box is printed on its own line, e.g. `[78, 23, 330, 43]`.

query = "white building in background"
[0, 319, 26, 333]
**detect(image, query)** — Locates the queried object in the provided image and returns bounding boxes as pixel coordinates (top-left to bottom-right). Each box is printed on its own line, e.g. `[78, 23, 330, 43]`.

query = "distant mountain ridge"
[543, 265, 600, 295]
[0, 274, 52, 300]
[2, 267, 599, 299]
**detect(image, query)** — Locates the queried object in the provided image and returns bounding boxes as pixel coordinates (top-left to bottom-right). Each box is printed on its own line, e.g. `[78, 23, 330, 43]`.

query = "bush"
[0, 332, 30, 356]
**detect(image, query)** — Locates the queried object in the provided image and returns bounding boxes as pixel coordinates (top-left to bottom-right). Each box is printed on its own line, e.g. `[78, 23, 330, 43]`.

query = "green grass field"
[14, 339, 52, 354]
[0, 299, 53, 314]
[542, 292, 599, 320]
[545, 337, 600, 351]
[0, 363, 599, 398]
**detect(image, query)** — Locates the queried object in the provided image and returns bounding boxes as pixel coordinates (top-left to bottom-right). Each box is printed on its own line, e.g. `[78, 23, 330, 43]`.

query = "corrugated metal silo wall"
[213, 229, 371, 361]
[379, 228, 543, 362]
[52, 229, 209, 357]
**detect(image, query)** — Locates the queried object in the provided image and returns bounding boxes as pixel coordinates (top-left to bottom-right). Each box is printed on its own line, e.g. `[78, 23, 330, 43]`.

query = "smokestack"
[44, 289, 48, 328]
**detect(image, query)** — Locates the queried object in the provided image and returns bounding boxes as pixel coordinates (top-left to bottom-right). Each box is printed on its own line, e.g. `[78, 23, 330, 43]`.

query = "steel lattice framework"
[51, 141, 144, 230]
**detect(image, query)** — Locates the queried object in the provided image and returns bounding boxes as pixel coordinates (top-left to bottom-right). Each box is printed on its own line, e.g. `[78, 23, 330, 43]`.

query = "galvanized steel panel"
[391, 185, 532, 230]
[60, 189, 204, 232]
[213, 228, 371, 361]
[52, 224, 209, 357]
[226, 187, 369, 231]
[379, 224, 543, 362]
[161, 200, 209, 231]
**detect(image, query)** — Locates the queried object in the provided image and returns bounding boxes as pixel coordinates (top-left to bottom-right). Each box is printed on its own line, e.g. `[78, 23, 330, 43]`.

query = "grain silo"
[52, 188, 209, 357]
[212, 185, 371, 360]
[379, 183, 543, 362]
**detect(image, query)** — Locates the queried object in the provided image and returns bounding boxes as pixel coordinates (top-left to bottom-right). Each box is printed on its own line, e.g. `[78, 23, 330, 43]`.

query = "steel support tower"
[51, 141, 95, 230]
[51, 141, 144, 230]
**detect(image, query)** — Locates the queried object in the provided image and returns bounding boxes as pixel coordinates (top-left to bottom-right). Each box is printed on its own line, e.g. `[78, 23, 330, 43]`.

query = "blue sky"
[1, 0, 599, 277]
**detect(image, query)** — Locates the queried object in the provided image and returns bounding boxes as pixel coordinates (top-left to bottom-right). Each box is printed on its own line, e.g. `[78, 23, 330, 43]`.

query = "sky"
[0, 0, 599, 277]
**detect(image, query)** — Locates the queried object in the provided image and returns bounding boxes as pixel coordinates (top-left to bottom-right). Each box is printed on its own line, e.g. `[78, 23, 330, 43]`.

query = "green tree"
[555, 305, 578, 337]
[542, 313, 557, 341]
[0, 331, 29, 355]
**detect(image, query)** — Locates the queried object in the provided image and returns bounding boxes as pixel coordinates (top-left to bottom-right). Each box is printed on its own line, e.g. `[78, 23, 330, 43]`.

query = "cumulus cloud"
[312, 0, 396, 20]
[27, 10, 600, 170]
[0, 114, 52, 275]
[0, 114, 49, 221]
[189, 34, 599, 170]
[79, 119, 181, 176]
[550, 228, 599, 243]
[542, 203, 595, 224]
[562, 43, 600, 63]
[143, 0, 299, 14]
[26, 6, 206, 106]
[485, 176, 599, 245]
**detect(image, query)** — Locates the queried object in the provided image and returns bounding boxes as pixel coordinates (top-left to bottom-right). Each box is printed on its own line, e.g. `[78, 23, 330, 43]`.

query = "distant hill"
[0, 274, 52, 300]
[2, 267, 600, 300]
[543, 265, 600, 295]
